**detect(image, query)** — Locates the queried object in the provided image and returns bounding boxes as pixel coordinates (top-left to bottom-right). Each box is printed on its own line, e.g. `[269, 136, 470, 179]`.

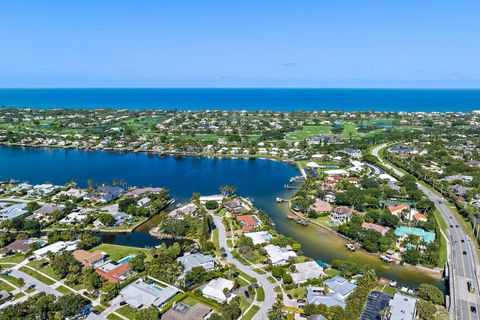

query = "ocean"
[0, 88, 479, 112]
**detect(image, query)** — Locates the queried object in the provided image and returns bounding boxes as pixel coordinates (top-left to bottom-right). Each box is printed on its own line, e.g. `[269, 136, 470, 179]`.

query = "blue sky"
[1, 1, 479, 88]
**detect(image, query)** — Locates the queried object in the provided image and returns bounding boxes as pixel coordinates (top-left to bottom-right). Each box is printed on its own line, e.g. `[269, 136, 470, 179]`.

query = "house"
[177, 253, 215, 275]
[290, 261, 325, 284]
[27, 184, 58, 196]
[168, 203, 197, 220]
[33, 241, 78, 259]
[361, 222, 390, 236]
[224, 198, 248, 215]
[0, 290, 11, 303]
[323, 169, 349, 176]
[413, 213, 428, 223]
[394, 226, 436, 247]
[137, 197, 151, 207]
[96, 260, 133, 283]
[29, 204, 65, 221]
[162, 301, 213, 320]
[387, 204, 410, 217]
[450, 184, 469, 197]
[387, 293, 417, 320]
[86, 185, 124, 203]
[199, 194, 224, 204]
[306, 286, 347, 308]
[263, 244, 297, 266]
[324, 276, 357, 300]
[341, 148, 362, 158]
[310, 199, 332, 213]
[55, 188, 87, 199]
[125, 187, 164, 197]
[120, 279, 178, 309]
[73, 250, 108, 268]
[306, 162, 321, 169]
[244, 231, 273, 245]
[389, 145, 415, 154]
[0, 203, 27, 221]
[201, 278, 236, 303]
[235, 215, 261, 231]
[6, 239, 31, 254]
[330, 207, 353, 224]
[444, 174, 473, 183]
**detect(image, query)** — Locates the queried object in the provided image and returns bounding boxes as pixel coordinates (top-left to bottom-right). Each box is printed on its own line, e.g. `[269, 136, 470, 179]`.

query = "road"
[372, 144, 480, 319]
[213, 215, 277, 320]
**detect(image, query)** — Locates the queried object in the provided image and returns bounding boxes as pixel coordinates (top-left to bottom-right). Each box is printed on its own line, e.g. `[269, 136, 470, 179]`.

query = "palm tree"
[87, 178, 94, 192]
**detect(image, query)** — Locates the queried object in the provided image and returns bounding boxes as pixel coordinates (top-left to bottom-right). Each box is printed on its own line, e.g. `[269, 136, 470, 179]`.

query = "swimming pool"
[117, 256, 132, 264]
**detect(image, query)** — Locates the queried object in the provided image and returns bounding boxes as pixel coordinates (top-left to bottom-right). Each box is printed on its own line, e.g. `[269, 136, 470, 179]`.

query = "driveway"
[213, 214, 277, 320]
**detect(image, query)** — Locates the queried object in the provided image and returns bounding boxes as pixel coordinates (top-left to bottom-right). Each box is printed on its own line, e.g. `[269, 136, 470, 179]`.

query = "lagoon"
[0, 146, 443, 289]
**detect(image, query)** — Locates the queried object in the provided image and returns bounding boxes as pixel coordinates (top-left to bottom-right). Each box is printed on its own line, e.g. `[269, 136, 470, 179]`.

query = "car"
[253, 283, 259, 288]
[28, 256, 36, 261]
[39, 261, 49, 267]
[221, 253, 227, 258]
[27, 284, 36, 289]
[456, 225, 459, 228]
[299, 305, 305, 309]
[92, 310, 101, 315]
[287, 294, 293, 300]
[471, 306, 476, 313]
[299, 314, 308, 318]
[463, 251, 467, 255]
[450, 225, 453, 228]
[297, 299, 306, 304]
[244, 290, 250, 299]
[233, 272, 240, 277]
[461, 239, 465, 243]
[119, 301, 127, 306]
[450, 216, 453, 219]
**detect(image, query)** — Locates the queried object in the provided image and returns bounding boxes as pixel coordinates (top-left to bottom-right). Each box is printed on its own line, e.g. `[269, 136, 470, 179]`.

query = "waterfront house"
[201, 278, 235, 303]
[29, 204, 65, 221]
[235, 214, 261, 231]
[244, 231, 273, 245]
[120, 279, 179, 309]
[290, 261, 325, 284]
[224, 197, 249, 215]
[54, 188, 87, 200]
[125, 187, 164, 197]
[394, 226, 435, 251]
[324, 276, 357, 300]
[96, 259, 133, 283]
[387, 293, 417, 320]
[323, 169, 349, 176]
[263, 244, 297, 266]
[310, 199, 332, 213]
[86, 185, 124, 203]
[199, 194, 224, 204]
[168, 203, 197, 220]
[361, 222, 390, 236]
[330, 206, 353, 224]
[73, 250, 108, 268]
[0, 203, 27, 221]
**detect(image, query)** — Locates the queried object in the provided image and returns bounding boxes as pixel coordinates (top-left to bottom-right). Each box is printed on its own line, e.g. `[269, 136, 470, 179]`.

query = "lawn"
[116, 305, 138, 319]
[285, 125, 331, 141]
[212, 229, 220, 249]
[341, 122, 358, 138]
[89, 243, 151, 262]
[56, 285, 74, 295]
[181, 295, 199, 307]
[0, 274, 24, 287]
[107, 314, 124, 320]
[242, 305, 260, 320]
[0, 254, 26, 264]
[230, 266, 256, 283]
[19, 267, 55, 285]
[256, 287, 265, 302]
[284, 285, 307, 299]
[28, 260, 61, 280]
[0, 280, 15, 292]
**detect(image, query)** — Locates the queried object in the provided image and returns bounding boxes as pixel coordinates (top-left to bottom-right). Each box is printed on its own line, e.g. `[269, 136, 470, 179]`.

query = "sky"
[1, 1, 479, 88]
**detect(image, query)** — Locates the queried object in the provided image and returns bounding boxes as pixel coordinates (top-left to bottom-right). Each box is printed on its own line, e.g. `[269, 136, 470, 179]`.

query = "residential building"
[310, 199, 332, 213]
[263, 244, 297, 266]
[73, 250, 108, 268]
[290, 261, 325, 284]
[235, 214, 261, 231]
[177, 253, 215, 275]
[224, 198, 248, 215]
[201, 278, 235, 303]
[387, 293, 417, 320]
[324, 276, 357, 300]
[306, 286, 346, 308]
[244, 231, 273, 245]
[33, 241, 78, 259]
[387, 204, 410, 217]
[361, 222, 390, 236]
[330, 207, 353, 224]
[168, 203, 197, 220]
[120, 279, 178, 309]
[0, 203, 27, 221]
[394, 227, 436, 245]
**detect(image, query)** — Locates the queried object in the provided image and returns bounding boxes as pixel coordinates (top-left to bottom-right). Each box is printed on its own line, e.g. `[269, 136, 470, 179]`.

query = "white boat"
[346, 243, 355, 251]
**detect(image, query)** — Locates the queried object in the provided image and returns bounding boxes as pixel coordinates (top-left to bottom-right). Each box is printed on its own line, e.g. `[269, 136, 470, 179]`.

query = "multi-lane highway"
[372, 144, 480, 319]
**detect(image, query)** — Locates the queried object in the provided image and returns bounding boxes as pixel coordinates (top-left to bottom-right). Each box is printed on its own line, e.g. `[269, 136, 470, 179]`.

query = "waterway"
[0, 145, 443, 289]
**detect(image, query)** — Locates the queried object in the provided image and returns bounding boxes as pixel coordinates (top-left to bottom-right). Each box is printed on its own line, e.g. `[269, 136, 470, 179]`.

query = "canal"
[0, 146, 443, 289]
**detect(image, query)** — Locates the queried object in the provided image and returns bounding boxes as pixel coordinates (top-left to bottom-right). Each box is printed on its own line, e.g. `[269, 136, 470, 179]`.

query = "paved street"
[372, 144, 480, 320]
[213, 214, 277, 320]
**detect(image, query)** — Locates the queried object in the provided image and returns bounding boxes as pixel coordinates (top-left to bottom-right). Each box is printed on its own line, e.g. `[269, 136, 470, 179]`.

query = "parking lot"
[360, 291, 392, 320]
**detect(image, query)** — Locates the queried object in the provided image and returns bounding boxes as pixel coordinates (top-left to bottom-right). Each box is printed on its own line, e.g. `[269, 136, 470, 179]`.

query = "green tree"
[417, 283, 444, 305]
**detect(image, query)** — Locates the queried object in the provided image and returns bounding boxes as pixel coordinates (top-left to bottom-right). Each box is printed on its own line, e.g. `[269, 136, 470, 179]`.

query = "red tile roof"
[95, 262, 131, 283]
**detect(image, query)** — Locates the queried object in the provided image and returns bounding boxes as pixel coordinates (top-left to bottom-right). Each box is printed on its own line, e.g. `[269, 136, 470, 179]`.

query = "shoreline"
[287, 202, 443, 278]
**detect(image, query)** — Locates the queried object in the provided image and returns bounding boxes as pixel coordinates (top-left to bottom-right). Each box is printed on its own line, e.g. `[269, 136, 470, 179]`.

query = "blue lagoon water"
[1, 88, 480, 112]
[0, 146, 443, 288]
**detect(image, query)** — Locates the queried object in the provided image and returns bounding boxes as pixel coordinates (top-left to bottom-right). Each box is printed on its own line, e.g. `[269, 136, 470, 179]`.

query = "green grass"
[227, 239, 234, 248]
[116, 305, 137, 319]
[0, 280, 15, 292]
[253, 268, 267, 275]
[56, 285, 74, 295]
[27, 260, 61, 280]
[341, 122, 358, 138]
[19, 267, 55, 285]
[0, 274, 24, 287]
[230, 266, 256, 284]
[212, 228, 220, 249]
[256, 287, 265, 302]
[0, 254, 26, 264]
[107, 314, 124, 320]
[12, 292, 25, 300]
[285, 125, 331, 141]
[274, 286, 282, 293]
[325, 268, 341, 277]
[242, 305, 260, 320]
[267, 276, 276, 283]
[89, 243, 151, 262]
[284, 285, 307, 299]
[92, 305, 106, 313]
[181, 295, 199, 307]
